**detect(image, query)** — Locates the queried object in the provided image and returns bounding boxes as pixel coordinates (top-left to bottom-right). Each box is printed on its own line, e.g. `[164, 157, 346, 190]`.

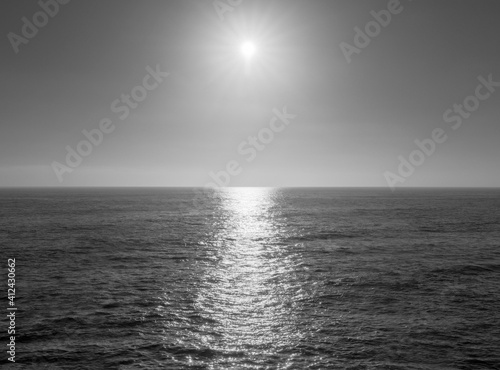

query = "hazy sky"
[1, 0, 499, 187]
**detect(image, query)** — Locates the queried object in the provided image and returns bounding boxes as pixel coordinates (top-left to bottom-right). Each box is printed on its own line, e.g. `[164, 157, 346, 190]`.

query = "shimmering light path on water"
[192, 188, 310, 367]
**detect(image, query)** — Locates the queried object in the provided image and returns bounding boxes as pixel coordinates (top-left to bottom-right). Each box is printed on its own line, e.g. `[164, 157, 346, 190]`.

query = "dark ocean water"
[1, 187, 500, 370]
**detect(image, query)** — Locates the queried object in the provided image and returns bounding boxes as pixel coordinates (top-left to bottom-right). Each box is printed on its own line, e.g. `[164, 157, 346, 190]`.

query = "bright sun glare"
[241, 41, 257, 59]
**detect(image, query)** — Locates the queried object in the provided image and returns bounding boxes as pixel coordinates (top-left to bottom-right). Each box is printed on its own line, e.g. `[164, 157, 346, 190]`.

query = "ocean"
[1, 187, 500, 369]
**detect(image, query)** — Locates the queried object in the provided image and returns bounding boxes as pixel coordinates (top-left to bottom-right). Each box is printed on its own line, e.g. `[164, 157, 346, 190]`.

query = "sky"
[1, 0, 499, 188]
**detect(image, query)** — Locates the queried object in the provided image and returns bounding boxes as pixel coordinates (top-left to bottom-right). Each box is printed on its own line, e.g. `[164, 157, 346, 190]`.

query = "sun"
[240, 41, 257, 59]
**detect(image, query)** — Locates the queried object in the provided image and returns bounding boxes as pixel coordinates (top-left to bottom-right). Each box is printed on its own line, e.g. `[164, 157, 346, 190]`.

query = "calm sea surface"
[1, 188, 500, 369]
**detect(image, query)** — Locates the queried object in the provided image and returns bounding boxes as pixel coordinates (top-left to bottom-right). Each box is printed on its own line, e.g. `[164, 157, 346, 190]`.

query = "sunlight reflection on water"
[192, 188, 308, 368]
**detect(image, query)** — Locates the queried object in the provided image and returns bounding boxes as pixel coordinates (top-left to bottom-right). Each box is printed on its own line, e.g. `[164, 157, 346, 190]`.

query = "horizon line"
[1, 186, 499, 189]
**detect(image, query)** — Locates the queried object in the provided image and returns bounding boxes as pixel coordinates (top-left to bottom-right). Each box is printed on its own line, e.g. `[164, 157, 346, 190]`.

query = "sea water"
[1, 187, 499, 369]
